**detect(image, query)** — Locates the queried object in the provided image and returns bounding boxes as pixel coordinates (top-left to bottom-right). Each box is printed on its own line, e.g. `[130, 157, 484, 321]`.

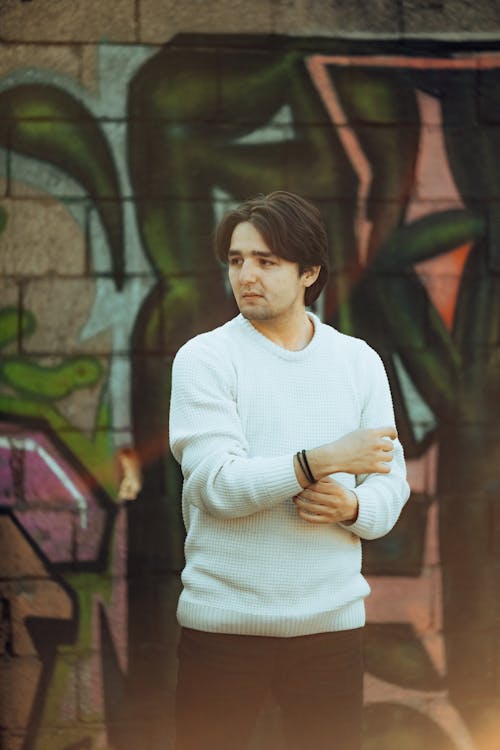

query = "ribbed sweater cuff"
[257, 454, 303, 507]
[343, 484, 379, 537]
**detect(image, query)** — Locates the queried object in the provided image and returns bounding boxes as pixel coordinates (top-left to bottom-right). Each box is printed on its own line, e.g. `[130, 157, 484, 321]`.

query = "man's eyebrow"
[228, 248, 275, 258]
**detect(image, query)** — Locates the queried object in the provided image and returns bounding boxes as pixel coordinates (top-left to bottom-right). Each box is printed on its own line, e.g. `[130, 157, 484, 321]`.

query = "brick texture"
[0, 0, 137, 43]
[2, 4, 500, 750]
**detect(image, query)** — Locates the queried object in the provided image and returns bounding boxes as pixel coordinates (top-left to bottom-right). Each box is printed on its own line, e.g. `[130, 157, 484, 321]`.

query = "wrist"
[343, 489, 359, 525]
[306, 444, 340, 480]
[294, 453, 310, 488]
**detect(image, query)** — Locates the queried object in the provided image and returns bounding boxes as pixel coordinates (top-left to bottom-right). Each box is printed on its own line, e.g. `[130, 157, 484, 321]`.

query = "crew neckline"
[235, 312, 322, 361]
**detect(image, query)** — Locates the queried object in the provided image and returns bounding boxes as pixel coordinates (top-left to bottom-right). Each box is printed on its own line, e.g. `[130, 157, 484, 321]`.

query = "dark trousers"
[175, 626, 363, 750]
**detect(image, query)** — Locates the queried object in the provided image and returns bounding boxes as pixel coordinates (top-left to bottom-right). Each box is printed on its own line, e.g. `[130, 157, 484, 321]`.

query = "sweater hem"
[177, 598, 366, 637]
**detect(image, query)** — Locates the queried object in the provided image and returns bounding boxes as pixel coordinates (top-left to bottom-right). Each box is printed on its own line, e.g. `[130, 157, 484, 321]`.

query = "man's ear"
[302, 265, 321, 287]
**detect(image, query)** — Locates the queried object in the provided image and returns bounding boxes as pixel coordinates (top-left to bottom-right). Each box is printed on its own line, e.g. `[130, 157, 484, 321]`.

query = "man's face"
[228, 221, 312, 324]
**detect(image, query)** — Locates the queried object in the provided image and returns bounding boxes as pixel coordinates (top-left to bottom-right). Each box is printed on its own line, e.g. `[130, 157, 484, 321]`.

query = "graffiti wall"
[2, 32, 500, 750]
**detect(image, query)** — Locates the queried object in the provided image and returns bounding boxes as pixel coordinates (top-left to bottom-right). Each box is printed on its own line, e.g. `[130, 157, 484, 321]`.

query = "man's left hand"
[293, 477, 358, 525]
[117, 448, 142, 501]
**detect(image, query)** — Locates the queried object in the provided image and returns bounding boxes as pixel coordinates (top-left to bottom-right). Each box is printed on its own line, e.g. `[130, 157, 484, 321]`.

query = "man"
[169, 191, 410, 750]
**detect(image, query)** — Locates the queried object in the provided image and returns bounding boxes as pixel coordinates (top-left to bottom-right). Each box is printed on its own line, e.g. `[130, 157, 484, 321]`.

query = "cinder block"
[277, 0, 399, 35]
[3, 576, 73, 657]
[442, 559, 500, 631]
[0, 196, 86, 276]
[0, 0, 137, 43]
[0, 732, 25, 750]
[54, 657, 79, 725]
[216, 48, 300, 125]
[353, 272, 429, 351]
[22, 277, 112, 355]
[0, 278, 20, 352]
[0, 655, 42, 729]
[440, 495, 491, 569]
[416, 270, 466, 333]
[487, 204, 500, 273]
[363, 491, 429, 576]
[427, 69, 480, 128]
[157, 271, 234, 352]
[479, 66, 500, 125]
[24, 727, 111, 749]
[97, 581, 128, 670]
[444, 126, 500, 200]
[445, 628, 496, 700]
[0, 514, 52, 579]
[413, 124, 473, 198]
[452, 269, 500, 344]
[13, 510, 76, 563]
[128, 46, 218, 124]
[285, 128, 359, 199]
[0, 43, 81, 81]
[139, 0, 273, 43]
[50, 358, 109, 434]
[79, 44, 99, 95]
[402, 0, 500, 34]
[1, 584, 34, 657]
[77, 651, 106, 721]
[109, 506, 128, 578]
[9, 161, 88, 202]
[490, 501, 500, 556]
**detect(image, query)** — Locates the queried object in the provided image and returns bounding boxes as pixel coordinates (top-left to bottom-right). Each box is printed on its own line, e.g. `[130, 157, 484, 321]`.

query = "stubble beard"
[237, 299, 275, 322]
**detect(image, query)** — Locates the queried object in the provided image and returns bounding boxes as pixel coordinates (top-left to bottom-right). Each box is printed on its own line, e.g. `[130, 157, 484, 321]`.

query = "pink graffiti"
[0, 422, 106, 563]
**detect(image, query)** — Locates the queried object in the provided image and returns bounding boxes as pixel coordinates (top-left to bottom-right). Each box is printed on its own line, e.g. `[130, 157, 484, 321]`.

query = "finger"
[375, 462, 391, 474]
[379, 437, 394, 452]
[378, 448, 393, 461]
[297, 509, 333, 524]
[376, 426, 398, 440]
[297, 484, 343, 501]
[118, 478, 141, 501]
[294, 494, 340, 513]
[295, 498, 333, 515]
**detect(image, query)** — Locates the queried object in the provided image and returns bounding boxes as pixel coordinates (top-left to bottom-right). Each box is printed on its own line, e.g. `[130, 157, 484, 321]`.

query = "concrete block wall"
[2, 2, 500, 749]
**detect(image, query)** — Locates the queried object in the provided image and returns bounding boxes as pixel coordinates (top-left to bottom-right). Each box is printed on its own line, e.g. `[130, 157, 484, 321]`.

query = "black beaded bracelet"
[296, 450, 315, 484]
[301, 449, 316, 484]
[296, 451, 308, 482]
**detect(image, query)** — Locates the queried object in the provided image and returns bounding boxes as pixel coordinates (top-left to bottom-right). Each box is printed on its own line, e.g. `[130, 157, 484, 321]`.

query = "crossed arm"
[292, 426, 398, 525]
[170, 339, 410, 539]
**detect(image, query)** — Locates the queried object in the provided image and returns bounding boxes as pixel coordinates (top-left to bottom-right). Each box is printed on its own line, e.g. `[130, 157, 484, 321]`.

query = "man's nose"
[239, 260, 257, 283]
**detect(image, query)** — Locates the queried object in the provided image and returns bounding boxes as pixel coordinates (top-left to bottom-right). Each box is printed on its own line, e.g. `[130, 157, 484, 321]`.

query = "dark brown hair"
[214, 191, 329, 306]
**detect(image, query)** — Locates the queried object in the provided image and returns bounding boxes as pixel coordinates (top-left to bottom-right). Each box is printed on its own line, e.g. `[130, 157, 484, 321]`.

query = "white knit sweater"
[169, 313, 410, 637]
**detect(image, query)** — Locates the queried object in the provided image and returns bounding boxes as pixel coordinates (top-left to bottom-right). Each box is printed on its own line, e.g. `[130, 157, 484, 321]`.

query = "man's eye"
[229, 258, 242, 266]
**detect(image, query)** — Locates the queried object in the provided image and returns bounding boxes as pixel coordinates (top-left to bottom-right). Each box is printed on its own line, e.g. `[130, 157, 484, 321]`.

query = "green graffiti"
[3, 37, 500, 750]
[32, 573, 116, 750]
[0, 358, 102, 400]
[376, 209, 485, 269]
[0, 306, 114, 494]
[0, 85, 124, 288]
[0, 308, 35, 348]
[328, 64, 497, 744]
[0, 390, 115, 494]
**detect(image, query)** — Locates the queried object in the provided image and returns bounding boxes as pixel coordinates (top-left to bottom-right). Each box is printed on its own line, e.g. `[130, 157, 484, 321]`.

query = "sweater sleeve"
[341, 343, 411, 540]
[169, 338, 302, 519]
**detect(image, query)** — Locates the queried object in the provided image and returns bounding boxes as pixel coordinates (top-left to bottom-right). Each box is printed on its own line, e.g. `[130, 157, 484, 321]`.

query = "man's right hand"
[328, 427, 397, 475]
[295, 426, 398, 488]
[301, 427, 397, 486]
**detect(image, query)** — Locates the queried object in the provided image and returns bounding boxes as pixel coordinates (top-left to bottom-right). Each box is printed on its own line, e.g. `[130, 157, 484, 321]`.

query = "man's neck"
[249, 310, 314, 351]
